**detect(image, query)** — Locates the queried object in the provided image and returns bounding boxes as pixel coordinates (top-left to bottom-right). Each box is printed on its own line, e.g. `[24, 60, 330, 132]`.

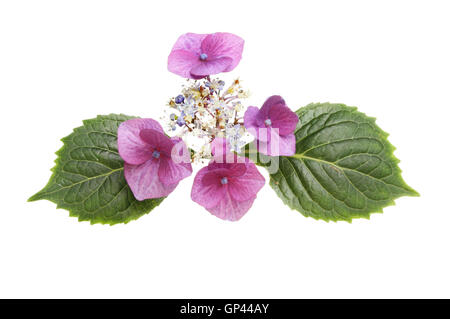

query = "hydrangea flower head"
[191, 138, 265, 221]
[165, 77, 250, 162]
[168, 32, 244, 79]
[244, 95, 299, 156]
[118, 118, 192, 200]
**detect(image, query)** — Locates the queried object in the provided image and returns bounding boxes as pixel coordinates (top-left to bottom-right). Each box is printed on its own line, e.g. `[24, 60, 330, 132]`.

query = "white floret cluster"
[164, 77, 252, 163]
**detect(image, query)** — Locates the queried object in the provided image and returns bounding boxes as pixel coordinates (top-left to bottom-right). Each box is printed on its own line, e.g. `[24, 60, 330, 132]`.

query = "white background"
[1, 0, 449, 298]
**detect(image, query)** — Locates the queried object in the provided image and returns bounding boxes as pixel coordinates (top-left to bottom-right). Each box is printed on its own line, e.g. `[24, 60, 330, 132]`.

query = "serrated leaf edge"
[28, 114, 164, 225]
[267, 102, 419, 222]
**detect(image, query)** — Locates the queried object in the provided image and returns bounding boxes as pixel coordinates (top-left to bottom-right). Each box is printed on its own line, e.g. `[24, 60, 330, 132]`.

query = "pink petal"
[258, 133, 296, 156]
[167, 49, 201, 79]
[158, 157, 192, 186]
[200, 32, 244, 72]
[262, 95, 286, 110]
[206, 164, 247, 179]
[246, 126, 272, 143]
[258, 95, 286, 122]
[124, 160, 177, 200]
[244, 96, 298, 151]
[191, 159, 262, 221]
[170, 137, 191, 165]
[171, 33, 207, 53]
[244, 106, 260, 133]
[191, 166, 225, 209]
[245, 105, 285, 142]
[208, 162, 247, 178]
[269, 105, 299, 135]
[245, 122, 278, 143]
[207, 192, 256, 221]
[190, 57, 233, 77]
[275, 133, 296, 156]
[201, 169, 226, 186]
[228, 162, 265, 201]
[247, 96, 286, 128]
[118, 118, 164, 165]
[225, 163, 247, 177]
[139, 129, 174, 156]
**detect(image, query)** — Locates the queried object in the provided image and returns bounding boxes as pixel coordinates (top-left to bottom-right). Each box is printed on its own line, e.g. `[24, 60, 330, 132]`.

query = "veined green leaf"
[28, 114, 164, 225]
[261, 103, 418, 222]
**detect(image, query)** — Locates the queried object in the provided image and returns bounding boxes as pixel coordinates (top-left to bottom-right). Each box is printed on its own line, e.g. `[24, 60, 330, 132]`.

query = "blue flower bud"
[221, 177, 228, 185]
[177, 118, 185, 126]
[175, 95, 184, 104]
[199, 53, 208, 61]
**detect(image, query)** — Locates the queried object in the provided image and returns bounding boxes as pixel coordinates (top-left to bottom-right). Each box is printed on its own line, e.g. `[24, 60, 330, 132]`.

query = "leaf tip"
[27, 192, 43, 202]
[406, 188, 420, 197]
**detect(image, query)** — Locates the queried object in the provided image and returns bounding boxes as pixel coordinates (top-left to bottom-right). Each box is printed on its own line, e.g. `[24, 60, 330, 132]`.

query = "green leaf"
[260, 103, 418, 222]
[28, 114, 164, 225]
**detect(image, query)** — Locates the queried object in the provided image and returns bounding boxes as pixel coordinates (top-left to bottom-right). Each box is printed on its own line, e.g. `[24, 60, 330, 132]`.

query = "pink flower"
[244, 95, 299, 156]
[168, 32, 244, 79]
[191, 138, 265, 221]
[118, 118, 192, 200]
